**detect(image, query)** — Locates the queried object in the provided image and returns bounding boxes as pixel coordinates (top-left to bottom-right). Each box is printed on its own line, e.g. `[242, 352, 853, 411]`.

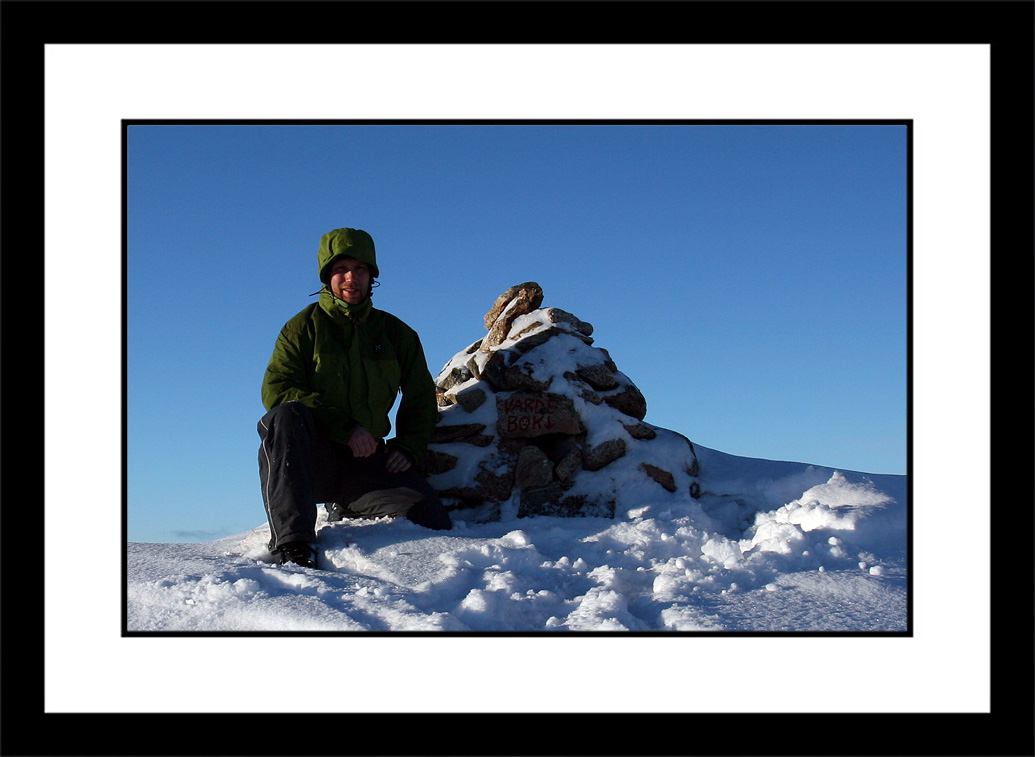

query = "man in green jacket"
[258, 227, 451, 569]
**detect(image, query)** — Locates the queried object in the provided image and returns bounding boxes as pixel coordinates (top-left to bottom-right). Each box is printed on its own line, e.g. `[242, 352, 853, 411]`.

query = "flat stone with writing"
[496, 391, 583, 439]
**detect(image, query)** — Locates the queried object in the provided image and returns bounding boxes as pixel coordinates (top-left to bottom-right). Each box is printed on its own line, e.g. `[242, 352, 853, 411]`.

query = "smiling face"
[328, 256, 372, 305]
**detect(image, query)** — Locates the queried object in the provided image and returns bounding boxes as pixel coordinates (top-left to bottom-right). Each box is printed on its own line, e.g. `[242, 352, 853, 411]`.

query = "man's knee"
[335, 483, 452, 531]
[258, 401, 314, 439]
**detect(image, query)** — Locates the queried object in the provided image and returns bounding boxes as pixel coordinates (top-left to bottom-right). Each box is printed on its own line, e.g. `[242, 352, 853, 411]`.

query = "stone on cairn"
[427, 282, 701, 521]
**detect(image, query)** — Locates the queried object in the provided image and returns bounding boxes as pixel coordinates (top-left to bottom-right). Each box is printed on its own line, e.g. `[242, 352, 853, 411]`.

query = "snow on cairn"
[428, 281, 702, 522]
[126, 283, 908, 632]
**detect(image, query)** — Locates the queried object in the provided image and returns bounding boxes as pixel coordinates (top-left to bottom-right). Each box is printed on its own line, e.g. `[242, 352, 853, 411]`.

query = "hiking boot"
[275, 541, 318, 569]
[326, 502, 382, 522]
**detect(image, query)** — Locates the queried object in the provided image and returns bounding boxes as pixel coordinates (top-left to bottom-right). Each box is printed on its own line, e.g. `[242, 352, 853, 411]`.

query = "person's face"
[329, 257, 372, 305]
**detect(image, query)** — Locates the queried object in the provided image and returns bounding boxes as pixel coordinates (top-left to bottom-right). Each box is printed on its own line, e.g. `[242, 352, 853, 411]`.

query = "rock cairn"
[426, 282, 701, 521]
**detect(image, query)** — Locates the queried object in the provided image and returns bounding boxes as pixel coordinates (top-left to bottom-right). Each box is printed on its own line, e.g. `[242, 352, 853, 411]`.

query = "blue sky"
[126, 122, 909, 543]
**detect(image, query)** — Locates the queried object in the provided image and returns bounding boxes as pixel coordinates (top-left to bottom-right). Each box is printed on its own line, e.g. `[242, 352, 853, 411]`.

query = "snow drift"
[126, 444, 908, 633]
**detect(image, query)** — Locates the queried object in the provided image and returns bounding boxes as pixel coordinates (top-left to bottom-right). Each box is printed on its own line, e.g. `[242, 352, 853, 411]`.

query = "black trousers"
[258, 401, 451, 551]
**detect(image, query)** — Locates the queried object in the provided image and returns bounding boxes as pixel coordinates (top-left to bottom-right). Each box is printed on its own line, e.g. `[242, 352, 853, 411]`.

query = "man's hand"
[347, 426, 379, 458]
[385, 449, 412, 473]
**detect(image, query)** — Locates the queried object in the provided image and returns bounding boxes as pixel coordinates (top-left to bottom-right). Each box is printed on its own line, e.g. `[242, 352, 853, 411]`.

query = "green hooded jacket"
[261, 229, 437, 468]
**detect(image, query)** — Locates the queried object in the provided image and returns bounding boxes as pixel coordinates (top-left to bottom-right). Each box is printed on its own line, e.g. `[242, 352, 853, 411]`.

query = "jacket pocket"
[366, 351, 402, 399]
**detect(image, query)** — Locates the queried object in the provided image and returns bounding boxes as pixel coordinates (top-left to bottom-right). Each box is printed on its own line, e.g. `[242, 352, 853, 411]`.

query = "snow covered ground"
[126, 443, 908, 633]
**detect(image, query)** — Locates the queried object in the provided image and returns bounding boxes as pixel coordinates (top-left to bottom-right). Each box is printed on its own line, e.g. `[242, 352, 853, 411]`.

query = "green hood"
[318, 227, 379, 282]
